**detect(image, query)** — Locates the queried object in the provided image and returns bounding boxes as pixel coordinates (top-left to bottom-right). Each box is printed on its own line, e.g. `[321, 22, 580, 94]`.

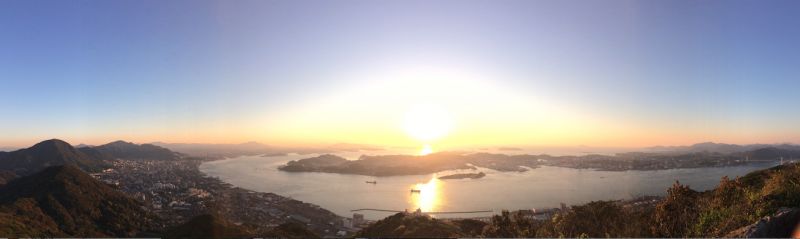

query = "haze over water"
[200, 152, 779, 220]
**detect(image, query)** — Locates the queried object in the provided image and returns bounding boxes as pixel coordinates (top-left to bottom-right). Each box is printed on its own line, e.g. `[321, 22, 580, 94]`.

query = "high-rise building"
[353, 213, 365, 227]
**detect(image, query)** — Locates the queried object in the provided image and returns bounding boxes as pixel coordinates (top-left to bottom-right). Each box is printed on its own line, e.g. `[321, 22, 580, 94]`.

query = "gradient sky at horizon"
[2, 0, 799, 148]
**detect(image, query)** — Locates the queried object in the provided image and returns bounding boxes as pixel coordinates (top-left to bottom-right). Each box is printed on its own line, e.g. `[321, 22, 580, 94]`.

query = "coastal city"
[92, 159, 365, 237]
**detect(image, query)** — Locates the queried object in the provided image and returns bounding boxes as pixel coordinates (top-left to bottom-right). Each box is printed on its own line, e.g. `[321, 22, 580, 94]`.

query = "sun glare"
[419, 144, 433, 156]
[404, 104, 453, 143]
[410, 177, 441, 212]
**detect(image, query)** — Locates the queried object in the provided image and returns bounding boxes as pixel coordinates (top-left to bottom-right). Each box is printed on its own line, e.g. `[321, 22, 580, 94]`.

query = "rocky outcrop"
[726, 207, 800, 238]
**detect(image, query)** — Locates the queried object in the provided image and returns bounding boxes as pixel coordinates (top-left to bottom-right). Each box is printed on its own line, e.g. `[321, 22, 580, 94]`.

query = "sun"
[403, 104, 453, 143]
[419, 144, 434, 155]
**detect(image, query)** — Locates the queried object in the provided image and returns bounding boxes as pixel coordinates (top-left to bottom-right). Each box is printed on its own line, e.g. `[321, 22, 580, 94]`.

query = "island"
[438, 172, 486, 180]
[279, 153, 479, 176]
[278, 146, 800, 176]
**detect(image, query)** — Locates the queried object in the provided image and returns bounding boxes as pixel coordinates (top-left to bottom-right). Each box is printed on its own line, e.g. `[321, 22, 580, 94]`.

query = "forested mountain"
[0, 139, 107, 175]
[164, 213, 320, 239]
[0, 165, 157, 237]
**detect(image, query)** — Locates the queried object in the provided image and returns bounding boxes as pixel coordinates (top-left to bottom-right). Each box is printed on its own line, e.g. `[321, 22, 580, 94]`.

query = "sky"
[1, 0, 799, 149]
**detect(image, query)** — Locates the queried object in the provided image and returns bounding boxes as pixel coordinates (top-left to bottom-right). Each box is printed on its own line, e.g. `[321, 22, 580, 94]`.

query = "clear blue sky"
[1, 0, 799, 147]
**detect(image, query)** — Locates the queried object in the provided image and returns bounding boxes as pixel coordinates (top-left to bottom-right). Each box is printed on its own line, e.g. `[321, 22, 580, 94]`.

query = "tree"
[652, 181, 699, 237]
[552, 201, 626, 237]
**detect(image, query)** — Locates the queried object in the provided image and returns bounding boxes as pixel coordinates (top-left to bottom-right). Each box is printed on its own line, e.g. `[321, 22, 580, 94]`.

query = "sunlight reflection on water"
[409, 176, 442, 212]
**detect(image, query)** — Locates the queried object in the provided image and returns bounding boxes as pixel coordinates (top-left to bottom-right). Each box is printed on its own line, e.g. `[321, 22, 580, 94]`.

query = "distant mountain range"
[150, 141, 284, 157]
[152, 141, 798, 157]
[82, 140, 183, 161]
[151, 141, 384, 157]
[646, 142, 800, 154]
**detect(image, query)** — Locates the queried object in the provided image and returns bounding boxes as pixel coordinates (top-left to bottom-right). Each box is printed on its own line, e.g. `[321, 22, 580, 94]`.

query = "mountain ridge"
[84, 140, 183, 161]
[0, 139, 107, 175]
[647, 142, 800, 154]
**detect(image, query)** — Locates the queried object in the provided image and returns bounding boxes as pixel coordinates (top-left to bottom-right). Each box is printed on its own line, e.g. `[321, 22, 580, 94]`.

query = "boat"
[410, 189, 421, 193]
[365, 181, 377, 184]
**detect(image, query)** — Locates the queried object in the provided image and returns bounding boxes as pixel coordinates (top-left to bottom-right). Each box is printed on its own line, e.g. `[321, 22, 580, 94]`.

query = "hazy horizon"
[2, 138, 799, 154]
[3, 0, 799, 150]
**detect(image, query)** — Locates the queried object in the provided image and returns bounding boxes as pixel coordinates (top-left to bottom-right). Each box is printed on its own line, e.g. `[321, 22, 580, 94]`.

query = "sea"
[199, 150, 779, 220]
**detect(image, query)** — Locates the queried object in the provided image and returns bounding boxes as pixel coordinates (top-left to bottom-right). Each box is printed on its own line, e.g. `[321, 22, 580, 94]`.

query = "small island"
[438, 172, 486, 180]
